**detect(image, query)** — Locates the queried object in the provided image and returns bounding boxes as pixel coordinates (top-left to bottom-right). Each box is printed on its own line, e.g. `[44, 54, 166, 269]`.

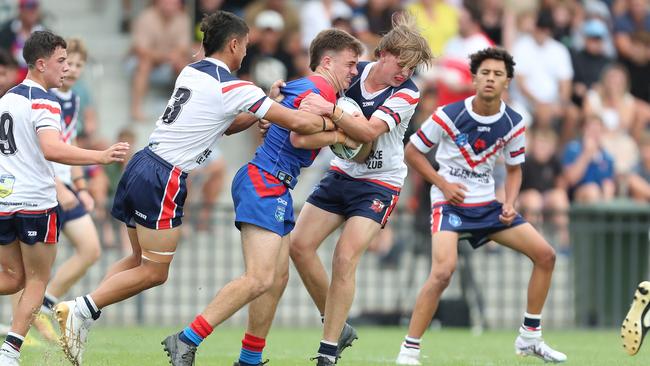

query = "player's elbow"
[354, 130, 376, 144]
[41, 143, 62, 163]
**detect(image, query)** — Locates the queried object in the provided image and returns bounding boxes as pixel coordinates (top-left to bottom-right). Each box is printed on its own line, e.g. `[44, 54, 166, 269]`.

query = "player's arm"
[55, 177, 78, 211]
[224, 112, 258, 135]
[262, 102, 336, 135]
[225, 80, 287, 136]
[38, 129, 129, 165]
[500, 163, 523, 225]
[297, 92, 387, 143]
[405, 142, 466, 205]
[289, 130, 359, 150]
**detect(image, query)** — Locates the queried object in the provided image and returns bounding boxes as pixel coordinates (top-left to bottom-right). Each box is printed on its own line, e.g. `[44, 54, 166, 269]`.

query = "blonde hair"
[374, 12, 433, 70]
[65, 38, 88, 61]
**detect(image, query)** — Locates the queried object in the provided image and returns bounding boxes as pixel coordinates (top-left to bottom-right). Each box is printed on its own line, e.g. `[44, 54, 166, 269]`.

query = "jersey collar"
[464, 96, 505, 124]
[22, 78, 47, 91]
[204, 57, 230, 72]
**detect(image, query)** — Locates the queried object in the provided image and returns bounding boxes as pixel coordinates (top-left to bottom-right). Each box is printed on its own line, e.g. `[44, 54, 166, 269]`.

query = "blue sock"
[239, 333, 265, 365]
[179, 327, 202, 346]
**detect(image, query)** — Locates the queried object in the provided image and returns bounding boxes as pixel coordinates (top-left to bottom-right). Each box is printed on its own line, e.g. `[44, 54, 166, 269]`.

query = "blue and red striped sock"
[238, 333, 265, 365]
[179, 315, 213, 347]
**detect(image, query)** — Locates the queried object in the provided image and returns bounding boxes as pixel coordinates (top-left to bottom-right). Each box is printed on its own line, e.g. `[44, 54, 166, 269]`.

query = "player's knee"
[536, 246, 556, 271]
[331, 252, 359, 278]
[80, 244, 101, 266]
[429, 266, 455, 289]
[143, 265, 170, 287]
[289, 240, 315, 262]
[246, 273, 276, 297]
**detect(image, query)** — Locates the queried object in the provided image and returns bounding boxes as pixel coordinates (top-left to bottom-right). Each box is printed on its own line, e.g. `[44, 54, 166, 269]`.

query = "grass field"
[17, 326, 650, 365]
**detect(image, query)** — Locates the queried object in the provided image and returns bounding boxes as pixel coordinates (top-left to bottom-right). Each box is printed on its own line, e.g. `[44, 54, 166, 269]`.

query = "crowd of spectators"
[0, 0, 649, 253]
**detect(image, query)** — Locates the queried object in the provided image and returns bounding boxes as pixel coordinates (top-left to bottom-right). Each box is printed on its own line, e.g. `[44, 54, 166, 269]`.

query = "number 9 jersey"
[0, 80, 62, 212]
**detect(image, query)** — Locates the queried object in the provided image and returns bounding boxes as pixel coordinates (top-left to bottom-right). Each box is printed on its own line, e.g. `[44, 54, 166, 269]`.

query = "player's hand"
[343, 135, 361, 149]
[99, 142, 130, 164]
[77, 189, 95, 212]
[57, 187, 78, 211]
[441, 181, 468, 205]
[258, 119, 271, 137]
[299, 93, 334, 116]
[499, 203, 517, 226]
[269, 79, 286, 102]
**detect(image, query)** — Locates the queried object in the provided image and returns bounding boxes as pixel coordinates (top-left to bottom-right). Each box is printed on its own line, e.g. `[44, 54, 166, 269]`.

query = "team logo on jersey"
[455, 133, 468, 147]
[448, 214, 462, 227]
[477, 126, 491, 132]
[370, 199, 385, 213]
[0, 174, 15, 198]
[473, 138, 487, 152]
[362, 101, 374, 107]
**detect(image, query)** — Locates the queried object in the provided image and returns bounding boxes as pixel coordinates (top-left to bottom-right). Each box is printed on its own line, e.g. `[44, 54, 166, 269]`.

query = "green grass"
[18, 326, 650, 365]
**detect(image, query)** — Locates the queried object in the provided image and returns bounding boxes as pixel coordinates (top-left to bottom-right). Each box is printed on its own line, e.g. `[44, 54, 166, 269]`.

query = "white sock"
[74, 296, 99, 321]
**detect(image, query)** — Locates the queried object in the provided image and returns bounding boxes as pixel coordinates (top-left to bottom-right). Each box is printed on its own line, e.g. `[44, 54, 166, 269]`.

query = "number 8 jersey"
[0, 79, 62, 211]
[148, 57, 273, 172]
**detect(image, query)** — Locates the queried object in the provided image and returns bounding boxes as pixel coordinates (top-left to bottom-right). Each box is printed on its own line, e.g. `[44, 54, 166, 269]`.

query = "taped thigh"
[141, 249, 175, 264]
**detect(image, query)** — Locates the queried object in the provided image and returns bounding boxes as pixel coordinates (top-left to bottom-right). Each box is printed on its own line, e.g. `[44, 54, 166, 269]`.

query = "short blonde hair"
[374, 12, 433, 70]
[65, 38, 88, 61]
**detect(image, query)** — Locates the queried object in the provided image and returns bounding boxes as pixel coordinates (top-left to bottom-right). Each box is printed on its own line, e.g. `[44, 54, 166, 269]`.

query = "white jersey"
[50, 88, 80, 185]
[0, 79, 61, 211]
[331, 61, 419, 189]
[410, 96, 526, 204]
[148, 57, 273, 171]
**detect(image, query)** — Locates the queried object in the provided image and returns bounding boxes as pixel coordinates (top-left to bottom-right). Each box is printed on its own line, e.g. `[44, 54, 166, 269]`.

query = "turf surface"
[17, 326, 650, 365]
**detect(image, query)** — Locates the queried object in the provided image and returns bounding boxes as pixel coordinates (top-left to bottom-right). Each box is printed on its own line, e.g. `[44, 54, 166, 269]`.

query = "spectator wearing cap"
[572, 0, 616, 57]
[244, 0, 301, 46]
[128, 0, 191, 121]
[571, 18, 613, 106]
[0, 0, 45, 83]
[613, 0, 650, 102]
[512, 10, 576, 142]
[239, 9, 297, 89]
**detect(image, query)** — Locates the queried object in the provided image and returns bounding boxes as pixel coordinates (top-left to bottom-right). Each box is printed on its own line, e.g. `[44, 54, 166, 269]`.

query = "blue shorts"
[431, 200, 526, 248]
[111, 147, 188, 230]
[59, 185, 88, 227]
[307, 169, 400, 228]
[232, 163, 294, 236]
[0, 206, 62, 245]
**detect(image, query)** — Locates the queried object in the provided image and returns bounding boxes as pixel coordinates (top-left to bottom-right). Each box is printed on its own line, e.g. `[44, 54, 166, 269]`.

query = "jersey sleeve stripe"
[35, 125, 59, 132]
[416, 129, 434, 147]
[222, 81, 254, 93]
[378, 105, 401, 125]
[32, 103, 61, 114]
[390, 92, 419, 105]
[248, 96, 267, 114]
[509, 147, 525, 158]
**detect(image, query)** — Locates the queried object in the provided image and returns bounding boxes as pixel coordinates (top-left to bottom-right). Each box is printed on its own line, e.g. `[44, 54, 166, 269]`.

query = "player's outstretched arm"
[262, 102, 335, 135]
[225, 112, 259, 135]
[298, 93, 387, 143]
[38, 129, 130, 165]
[289, 130, 359, 150]
[405, 142, 467, 205]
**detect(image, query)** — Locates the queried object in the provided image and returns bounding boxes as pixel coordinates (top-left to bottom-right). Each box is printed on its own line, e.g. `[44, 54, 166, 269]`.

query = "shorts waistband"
[144, 147, 188, 178]
[0, 205, 58, 218]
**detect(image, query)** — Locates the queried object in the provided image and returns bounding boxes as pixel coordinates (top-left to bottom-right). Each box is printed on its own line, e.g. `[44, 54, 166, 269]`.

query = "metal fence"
[1, 203, 647, 330]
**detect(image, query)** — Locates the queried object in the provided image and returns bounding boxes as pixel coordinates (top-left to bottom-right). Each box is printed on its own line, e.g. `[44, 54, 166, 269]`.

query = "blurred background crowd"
[0, 0, 649, 258]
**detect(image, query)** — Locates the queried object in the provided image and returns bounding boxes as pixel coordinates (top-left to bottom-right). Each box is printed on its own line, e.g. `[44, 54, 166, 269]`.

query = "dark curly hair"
[24, 31, 66, 69]
[200, 10, 249, 56]
[469, 47, 515, 78]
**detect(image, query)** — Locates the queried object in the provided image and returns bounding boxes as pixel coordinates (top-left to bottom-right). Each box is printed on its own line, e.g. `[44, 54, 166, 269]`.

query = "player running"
[394, 47, 567, 365]
[0, 31, 129, 366]
[55, 11, 337, 365]
[162, 29, 364, 366]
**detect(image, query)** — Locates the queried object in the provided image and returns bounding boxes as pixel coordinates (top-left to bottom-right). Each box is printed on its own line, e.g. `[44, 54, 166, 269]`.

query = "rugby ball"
[330, 97, 363, 160]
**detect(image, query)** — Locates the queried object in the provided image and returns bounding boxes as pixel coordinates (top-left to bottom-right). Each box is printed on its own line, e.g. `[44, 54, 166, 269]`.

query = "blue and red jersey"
[249, 75, 336, 188]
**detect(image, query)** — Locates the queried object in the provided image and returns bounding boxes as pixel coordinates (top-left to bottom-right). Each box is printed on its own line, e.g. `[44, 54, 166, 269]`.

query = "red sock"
[189, 315, 213, 339]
